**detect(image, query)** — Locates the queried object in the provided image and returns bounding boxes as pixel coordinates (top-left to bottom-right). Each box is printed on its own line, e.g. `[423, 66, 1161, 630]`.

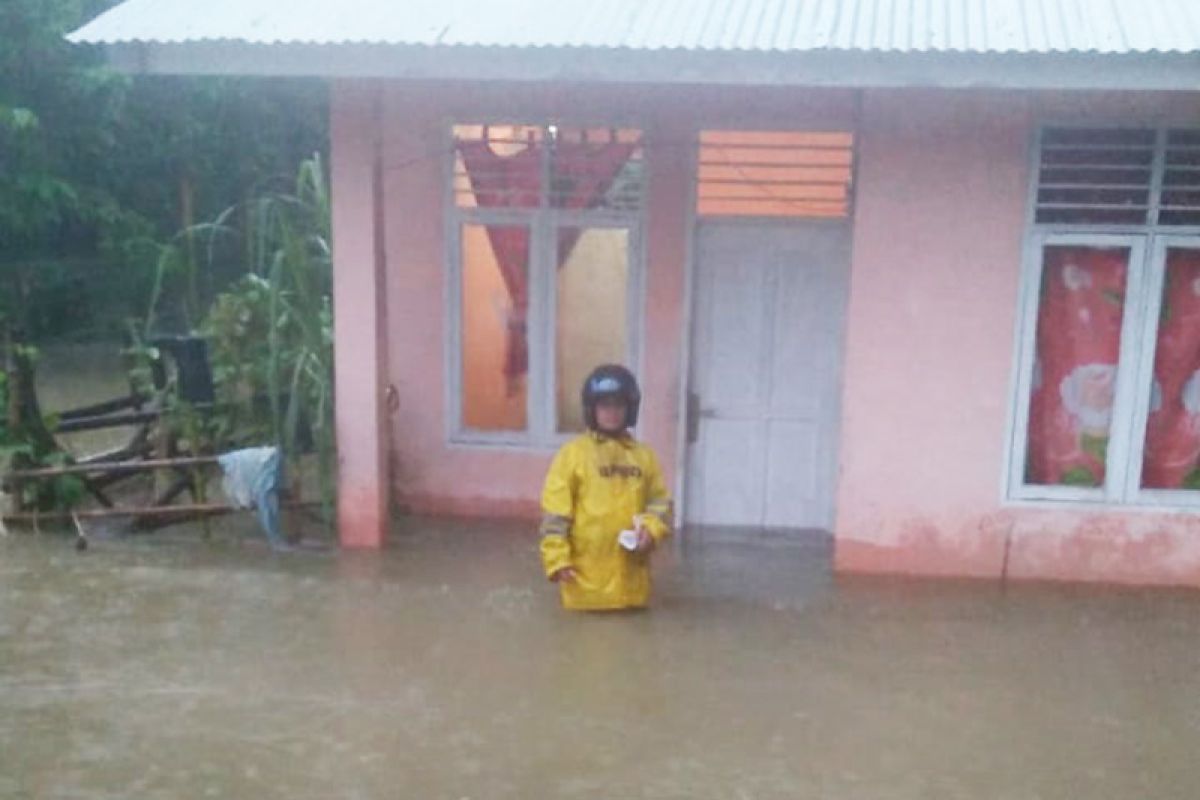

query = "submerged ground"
[4, 342, 1197, 797]
[2, 517, 1198, 799]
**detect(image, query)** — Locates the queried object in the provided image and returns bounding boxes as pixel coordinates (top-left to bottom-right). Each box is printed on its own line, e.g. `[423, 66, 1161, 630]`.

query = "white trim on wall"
[673, 130, 700, 515]
[678, 124, 859, 528]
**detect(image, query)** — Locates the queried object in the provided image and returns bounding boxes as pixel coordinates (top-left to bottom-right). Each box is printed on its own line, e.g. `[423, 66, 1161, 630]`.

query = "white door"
[685, 222, 849, 530]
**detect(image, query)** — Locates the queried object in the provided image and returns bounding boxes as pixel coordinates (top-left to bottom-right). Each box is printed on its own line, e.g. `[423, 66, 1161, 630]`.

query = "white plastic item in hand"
[617, 529, 640, 551]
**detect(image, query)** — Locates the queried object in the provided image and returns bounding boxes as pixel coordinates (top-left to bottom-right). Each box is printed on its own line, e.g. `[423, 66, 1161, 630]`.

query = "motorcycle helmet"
[581, 364, 641, 431]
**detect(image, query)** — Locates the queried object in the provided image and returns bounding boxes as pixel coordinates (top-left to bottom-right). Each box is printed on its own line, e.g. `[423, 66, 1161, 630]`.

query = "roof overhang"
[90, 41, 1200, 91]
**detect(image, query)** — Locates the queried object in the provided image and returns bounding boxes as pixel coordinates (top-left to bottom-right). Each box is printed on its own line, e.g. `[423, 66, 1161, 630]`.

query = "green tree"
[0, 0, 327, 340]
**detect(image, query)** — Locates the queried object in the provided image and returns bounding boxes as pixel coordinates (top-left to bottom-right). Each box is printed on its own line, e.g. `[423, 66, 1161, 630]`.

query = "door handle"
[686, 391, 701, 444]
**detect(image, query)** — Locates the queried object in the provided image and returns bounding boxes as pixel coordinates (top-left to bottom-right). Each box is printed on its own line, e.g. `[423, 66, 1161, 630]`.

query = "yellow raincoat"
[539, 432, 673, 611]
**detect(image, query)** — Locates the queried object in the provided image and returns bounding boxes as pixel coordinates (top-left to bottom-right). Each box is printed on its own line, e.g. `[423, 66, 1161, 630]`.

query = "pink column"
[642, 120, 691, 492]
[331, 81, 389, 548]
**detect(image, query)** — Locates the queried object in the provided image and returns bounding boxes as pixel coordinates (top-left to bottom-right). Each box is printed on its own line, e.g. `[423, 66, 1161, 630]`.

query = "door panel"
[686, 222, 849, 530]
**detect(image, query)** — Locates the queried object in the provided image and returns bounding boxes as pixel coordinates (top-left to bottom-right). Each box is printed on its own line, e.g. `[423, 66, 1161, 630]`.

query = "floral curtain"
[1142, 248, 1200, 489]
[1026, 246, 1127, 487]
[1027, 245, 1200, 491]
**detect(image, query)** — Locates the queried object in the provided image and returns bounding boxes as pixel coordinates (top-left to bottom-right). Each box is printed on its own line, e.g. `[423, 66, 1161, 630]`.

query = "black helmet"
[581, 364, 641, 431]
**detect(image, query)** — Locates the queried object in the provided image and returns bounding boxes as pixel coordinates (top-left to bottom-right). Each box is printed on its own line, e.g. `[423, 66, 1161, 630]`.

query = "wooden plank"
[5, 455, 219, 480]
[55, 410, 160, 433]
[57, 395, 147, 422]
[2, 500, 315, 523]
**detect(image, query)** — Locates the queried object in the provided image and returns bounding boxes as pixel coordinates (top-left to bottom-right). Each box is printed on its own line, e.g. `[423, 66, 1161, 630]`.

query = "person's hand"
[634, 527, 655, 554]
[550, 566, 578, 583]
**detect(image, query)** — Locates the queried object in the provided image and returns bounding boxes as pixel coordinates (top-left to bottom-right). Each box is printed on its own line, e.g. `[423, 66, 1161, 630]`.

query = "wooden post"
[3, 327, 58, 511]
[3, 324, 22, 513]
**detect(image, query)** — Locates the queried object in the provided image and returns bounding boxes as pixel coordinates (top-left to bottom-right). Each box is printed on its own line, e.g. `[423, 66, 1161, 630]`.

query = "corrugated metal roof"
[69, 0, 1200, 55]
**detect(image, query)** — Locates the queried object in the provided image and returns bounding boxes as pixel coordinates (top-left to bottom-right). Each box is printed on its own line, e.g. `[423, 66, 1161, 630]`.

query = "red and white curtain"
[1142, 249, 1200, 489]
[456, 130, 635, 394]
[1027, 246, 1200, 490]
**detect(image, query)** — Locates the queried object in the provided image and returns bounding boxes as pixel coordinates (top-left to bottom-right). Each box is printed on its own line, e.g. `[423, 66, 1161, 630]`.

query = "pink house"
[72, 1, 1200, 586]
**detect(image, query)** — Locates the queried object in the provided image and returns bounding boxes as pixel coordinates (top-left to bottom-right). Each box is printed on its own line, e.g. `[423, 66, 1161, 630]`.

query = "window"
[449, 124, 644, 444]
[696, 130, 854, 219]
[1010, 126, 1200, 506]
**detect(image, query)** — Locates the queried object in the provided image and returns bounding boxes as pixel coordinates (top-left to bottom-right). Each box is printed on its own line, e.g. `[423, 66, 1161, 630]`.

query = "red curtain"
[457, 131, 635, 394]
[1026, 247, 1127, 487]
[1142, 249, 1200, 489]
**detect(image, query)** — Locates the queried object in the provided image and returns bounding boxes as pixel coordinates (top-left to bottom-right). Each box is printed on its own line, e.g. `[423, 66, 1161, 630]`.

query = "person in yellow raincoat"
[539, 364, 673, 611]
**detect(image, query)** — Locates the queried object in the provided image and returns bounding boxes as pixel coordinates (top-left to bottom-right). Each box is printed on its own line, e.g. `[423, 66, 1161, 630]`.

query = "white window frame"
[1129, 235, 1200, 508]
[444, 123, 646, 449]
[1006, 123, 1200, 509]
[1007, 232, 1148, 504]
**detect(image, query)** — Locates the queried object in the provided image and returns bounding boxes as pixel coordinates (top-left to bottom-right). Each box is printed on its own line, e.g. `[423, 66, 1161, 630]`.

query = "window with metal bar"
[1033, 127, 1200, 228]
[1010, 125, 1200, 508]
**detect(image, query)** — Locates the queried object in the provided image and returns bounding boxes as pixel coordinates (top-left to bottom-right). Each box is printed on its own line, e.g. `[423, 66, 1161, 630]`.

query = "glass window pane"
[453, 125, 543, 209]
[461, 223, 528, 432]
[1025, 245, 1131, 488]
[555, 228, 629, 433]
[1142, 247, 1200, 489]
[549, 128, 642, 212]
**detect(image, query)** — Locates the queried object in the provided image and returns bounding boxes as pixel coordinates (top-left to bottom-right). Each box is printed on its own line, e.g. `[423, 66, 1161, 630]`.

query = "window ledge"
[447, 434, 574, 453]
[1002, 495, 1200, 515]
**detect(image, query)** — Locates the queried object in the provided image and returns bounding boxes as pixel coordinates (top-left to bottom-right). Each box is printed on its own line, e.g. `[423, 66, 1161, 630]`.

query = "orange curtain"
[457, 133, 634, 393]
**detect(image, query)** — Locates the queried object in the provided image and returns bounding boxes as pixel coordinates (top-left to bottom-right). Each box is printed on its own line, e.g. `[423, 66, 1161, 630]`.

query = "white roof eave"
[88, 40, 1200, 92]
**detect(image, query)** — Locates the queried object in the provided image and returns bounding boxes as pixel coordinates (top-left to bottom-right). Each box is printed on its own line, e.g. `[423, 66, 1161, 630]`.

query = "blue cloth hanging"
[218, 446, 286, 548]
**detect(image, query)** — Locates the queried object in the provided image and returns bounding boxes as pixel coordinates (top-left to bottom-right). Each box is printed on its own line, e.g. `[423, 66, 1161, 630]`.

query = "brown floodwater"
[2, 518, 1198, 799]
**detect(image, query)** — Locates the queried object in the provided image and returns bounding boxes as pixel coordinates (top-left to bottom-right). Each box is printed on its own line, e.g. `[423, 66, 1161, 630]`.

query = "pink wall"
[333, 76, 1200, 586]
[353, 82, 855, 519]
[330, 81, 390, 547]
[835, 89, 1200, 586]
[381, 90, 566, 516]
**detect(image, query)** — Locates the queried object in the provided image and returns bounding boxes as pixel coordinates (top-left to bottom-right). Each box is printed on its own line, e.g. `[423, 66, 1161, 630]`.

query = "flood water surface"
[2, 518, 1198, 799]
